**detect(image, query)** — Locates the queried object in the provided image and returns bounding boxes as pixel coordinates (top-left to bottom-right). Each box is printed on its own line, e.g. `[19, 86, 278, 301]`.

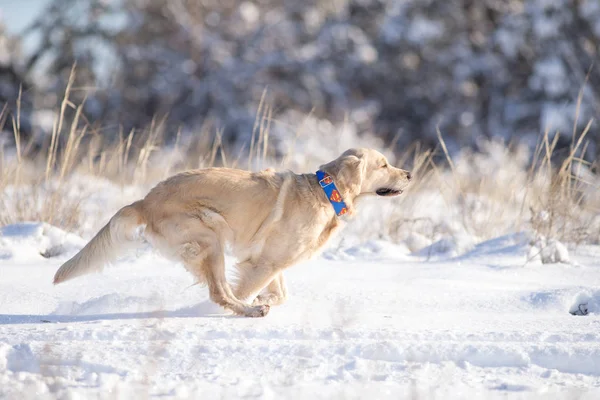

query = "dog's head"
[320, 148, 411, 200]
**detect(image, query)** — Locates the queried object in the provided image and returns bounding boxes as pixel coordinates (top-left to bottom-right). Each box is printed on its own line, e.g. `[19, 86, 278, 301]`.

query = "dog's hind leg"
[180, 236, 270, 318]
[251, 272, 288, 306]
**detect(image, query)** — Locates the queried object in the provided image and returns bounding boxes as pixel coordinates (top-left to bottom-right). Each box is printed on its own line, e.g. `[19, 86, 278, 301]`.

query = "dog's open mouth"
[376, 188, 403, 197]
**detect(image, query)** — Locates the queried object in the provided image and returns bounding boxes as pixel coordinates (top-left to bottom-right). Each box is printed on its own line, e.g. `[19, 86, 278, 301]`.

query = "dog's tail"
[53, 201, 146, 285]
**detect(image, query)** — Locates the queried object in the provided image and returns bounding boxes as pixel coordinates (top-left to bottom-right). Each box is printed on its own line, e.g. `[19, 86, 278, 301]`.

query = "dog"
[53, 148, 412, 317]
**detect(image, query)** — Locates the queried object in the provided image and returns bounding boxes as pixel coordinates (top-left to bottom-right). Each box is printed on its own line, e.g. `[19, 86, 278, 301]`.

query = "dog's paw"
[245, 304, 270, 318]
[251, 294, 269, 306]
[252, 294, 284, 306]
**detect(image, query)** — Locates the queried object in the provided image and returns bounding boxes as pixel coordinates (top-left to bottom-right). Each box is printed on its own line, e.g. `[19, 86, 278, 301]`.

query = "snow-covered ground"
[1, 223, 600, 399]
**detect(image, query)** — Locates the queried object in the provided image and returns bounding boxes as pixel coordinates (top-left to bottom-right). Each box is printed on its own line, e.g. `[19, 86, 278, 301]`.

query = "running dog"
[53, 148, 412, 317]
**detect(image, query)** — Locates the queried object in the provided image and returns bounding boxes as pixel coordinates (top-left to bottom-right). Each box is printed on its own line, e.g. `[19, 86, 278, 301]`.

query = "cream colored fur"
[53, 148, 411, 317]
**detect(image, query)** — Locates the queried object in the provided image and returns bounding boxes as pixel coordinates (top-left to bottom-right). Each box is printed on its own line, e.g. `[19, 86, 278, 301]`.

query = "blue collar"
[316, 170, 348, 216]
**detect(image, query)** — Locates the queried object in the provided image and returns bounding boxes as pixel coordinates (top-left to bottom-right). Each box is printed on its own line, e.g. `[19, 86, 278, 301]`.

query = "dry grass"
[1, 71, 599, 245]
[420, 121, 600, 245]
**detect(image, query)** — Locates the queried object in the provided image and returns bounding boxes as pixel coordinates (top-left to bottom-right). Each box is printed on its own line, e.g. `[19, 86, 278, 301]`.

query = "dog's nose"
[406, 171, 412, 181]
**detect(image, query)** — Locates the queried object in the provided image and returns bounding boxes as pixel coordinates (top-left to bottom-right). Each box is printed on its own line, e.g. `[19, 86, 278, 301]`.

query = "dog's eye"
[380, 164, 388, 169]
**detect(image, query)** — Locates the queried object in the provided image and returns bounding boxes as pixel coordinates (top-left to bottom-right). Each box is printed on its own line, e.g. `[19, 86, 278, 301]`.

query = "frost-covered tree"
[11, 0, 600, 163]
[0, 20, 34, 145]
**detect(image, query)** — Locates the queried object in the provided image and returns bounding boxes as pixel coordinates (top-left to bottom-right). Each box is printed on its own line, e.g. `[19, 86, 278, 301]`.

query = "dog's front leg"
[179, 240, 270, 318]
[233, 262, 282, 305]
[251, 273, 288, 306]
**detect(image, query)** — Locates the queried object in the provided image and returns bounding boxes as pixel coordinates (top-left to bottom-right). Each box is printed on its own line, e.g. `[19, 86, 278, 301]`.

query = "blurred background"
[1, 0, 599, 165]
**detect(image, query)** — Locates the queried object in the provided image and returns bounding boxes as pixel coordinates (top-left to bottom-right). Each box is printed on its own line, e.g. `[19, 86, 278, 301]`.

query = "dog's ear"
[320, 154, 364, 194]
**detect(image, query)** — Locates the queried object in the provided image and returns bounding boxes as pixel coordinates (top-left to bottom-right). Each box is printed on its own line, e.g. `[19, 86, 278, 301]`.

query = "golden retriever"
[53, 148, 412, 317]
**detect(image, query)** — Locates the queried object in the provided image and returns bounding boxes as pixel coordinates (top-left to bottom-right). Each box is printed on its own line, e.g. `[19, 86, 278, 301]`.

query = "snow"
[530, 237, 571, 265]
[0, 223, 86, 262]
[1, 223, 600, 399]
